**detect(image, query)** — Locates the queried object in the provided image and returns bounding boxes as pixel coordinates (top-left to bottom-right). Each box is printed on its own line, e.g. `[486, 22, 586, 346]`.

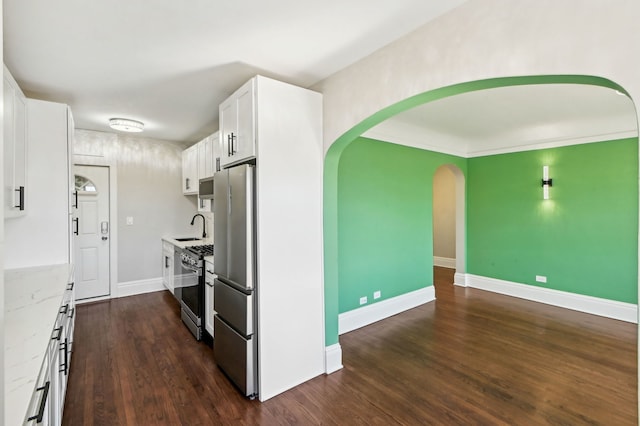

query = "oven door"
[175, 250, 202, 326]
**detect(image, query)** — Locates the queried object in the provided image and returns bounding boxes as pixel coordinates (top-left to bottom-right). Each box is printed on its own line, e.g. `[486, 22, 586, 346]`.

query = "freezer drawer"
[214, 316, 257, 397]
[214, 279, 254, 336]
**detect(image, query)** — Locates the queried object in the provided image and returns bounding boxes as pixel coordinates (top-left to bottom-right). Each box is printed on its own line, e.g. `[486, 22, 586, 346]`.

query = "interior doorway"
[432, 164, 466, 286]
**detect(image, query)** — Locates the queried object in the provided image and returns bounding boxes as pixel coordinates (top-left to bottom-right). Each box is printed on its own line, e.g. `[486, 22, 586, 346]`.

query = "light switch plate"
[126, 216, 134, 225]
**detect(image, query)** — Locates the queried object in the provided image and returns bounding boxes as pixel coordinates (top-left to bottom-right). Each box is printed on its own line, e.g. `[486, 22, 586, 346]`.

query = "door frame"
[73, 159, 118, 303]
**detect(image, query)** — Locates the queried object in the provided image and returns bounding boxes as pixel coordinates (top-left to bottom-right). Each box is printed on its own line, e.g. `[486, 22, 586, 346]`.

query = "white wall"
[433, 166, 456, 260]
[1, 0, 5, 418]
[74, 129, 202, 283]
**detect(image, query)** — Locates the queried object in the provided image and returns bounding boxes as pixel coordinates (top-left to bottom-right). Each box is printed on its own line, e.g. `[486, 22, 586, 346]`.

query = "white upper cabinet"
[182, 144, 198, 195]
[219, 79, 255, 168]
[4, 65, 28, 218]
[198, 135, 213, 179]
[184, 131, 221, 207]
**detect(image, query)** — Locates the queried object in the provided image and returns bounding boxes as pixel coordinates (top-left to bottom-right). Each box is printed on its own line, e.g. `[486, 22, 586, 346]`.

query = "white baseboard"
[339, 286, 436, 335]
[454, 272, 467, 287]
[325, 343, 343, 374]
[434, 256, 456, 269]
[116, 277, 165, 298]
[466, 274, 638, 323]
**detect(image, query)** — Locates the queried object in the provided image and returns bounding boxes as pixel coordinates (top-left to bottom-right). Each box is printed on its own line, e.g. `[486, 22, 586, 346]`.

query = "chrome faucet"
[190, 214, 207, 239]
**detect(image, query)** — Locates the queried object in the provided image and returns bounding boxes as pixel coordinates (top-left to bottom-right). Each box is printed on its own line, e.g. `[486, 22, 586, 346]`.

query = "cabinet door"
[182, 145, 198, 195]
[205, 261, 215, 336]
[4, 70, 27, 218]
[204, 136, 214, 177]
[234, 79, 256, 163]
[211, 131, 222, 172]
[219, 97, 236, 168]
[162, 243, 174, 293]
[3, 75, 16, 214]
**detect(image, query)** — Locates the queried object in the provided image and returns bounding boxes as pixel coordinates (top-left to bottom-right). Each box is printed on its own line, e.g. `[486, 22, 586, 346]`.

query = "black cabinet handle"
[27, 381, 50, 422]
[73, 217, 79, 235]
[216, 157, 221, 172]
[67, 281, 75, 291]
[15, 186, 25, 210]
[73, 190, 78, 208]
[60, 340, 68, 375]
[165, 256, 169, 268]
[231, 133, 237, 155]
[52, 326, 63, 341]
[186, 178, 190, 190]
[59, 304, 69, 314]
[69, 307, 75, 319]
[227, 134, 232, 156]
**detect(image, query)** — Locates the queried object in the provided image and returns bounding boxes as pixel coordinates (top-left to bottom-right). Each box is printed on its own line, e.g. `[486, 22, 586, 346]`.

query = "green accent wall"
[467, 138, 638, 303]
[337, 137, 466, 313]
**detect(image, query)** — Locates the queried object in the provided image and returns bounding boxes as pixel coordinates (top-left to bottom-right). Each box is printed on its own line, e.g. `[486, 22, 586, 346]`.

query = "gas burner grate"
[186, 244, 214, 257]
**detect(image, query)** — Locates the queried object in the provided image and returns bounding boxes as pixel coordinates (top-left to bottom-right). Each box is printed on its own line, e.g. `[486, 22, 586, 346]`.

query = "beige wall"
[74, 129, 204, 283]
[432, 166, 456, 260]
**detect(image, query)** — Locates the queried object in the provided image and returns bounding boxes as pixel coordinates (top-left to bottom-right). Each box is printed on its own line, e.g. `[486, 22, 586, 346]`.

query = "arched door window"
[75, 175, 98, 194]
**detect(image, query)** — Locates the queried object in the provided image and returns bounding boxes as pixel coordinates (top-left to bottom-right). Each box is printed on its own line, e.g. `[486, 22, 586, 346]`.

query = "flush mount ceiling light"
[109, 118, 144, 133]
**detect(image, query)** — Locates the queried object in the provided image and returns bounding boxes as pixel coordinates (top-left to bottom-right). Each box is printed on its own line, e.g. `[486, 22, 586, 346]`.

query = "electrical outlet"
[359, 296, 368, 305]
[126, 216, 134, 225]
[536, 275, 547, 283]
[373, 291, 381, 299]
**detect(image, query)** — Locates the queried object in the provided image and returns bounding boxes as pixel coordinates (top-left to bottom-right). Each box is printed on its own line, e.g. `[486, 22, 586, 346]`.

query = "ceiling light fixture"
[109, 118, 144, 133]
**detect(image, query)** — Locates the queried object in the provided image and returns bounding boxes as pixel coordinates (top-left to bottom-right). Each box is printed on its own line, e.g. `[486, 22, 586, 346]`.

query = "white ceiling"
[3, 0, 467, 144]
[364, 84, 638, 157]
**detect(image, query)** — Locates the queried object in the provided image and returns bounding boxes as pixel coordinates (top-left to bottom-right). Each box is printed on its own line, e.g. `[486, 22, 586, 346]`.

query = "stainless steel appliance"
[174, 244, 214, 341]
[199, 176, 214, 199]
[213, 163, 258, 398]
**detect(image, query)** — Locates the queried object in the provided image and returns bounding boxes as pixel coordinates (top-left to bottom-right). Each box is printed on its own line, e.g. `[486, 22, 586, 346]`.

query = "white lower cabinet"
[162, 241, 175, 294]
[25, 281, 75, 425]
[204, 260, 215, 337]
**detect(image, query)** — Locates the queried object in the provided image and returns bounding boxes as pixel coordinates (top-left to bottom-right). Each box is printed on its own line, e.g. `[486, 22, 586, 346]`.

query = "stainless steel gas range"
[174, 244, 213, 340]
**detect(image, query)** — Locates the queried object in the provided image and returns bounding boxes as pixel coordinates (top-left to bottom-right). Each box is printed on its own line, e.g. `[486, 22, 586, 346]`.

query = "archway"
[323, 75, 635, 372]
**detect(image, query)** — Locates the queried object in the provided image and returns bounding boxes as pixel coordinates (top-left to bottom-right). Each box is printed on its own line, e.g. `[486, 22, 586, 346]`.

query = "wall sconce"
[541, 166, 552, 200]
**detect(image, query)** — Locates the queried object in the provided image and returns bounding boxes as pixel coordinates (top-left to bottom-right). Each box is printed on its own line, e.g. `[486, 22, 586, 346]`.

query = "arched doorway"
[432, 164, 466, 284]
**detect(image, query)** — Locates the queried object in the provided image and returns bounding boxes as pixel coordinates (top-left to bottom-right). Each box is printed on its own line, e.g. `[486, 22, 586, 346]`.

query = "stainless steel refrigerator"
[212, 163, 258, 398]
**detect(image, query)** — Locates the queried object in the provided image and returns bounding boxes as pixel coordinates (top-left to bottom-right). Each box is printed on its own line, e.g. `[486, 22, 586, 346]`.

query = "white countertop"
[4, 263, 73, 426]
[162, 236, 214, 249]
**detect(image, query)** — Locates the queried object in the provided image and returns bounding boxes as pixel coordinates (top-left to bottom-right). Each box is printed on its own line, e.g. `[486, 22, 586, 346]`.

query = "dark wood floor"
[63, 267, 637, 425]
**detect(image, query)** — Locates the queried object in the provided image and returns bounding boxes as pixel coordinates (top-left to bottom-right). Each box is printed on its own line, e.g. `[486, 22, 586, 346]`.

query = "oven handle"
[180, 260, 202, 275]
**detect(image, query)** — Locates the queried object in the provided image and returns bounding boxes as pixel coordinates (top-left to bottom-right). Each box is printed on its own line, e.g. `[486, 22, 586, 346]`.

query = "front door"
[73, 165, 110, 300]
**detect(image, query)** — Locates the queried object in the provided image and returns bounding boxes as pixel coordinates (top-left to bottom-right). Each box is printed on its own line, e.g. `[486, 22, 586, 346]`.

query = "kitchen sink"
[174, 237, 202, 242]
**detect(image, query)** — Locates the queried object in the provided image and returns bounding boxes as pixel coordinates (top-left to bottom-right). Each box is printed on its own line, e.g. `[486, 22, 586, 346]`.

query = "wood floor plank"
[62, 268, 637, 425]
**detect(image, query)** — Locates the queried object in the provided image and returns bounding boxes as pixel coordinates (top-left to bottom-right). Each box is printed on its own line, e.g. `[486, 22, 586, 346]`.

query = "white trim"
[454, 272, 467, 287]
[466, 274, 638, 323]
[466, 130, 638, 158]
[324, 344, 343, 374]
[73, 159, 118, 301]
[434, 256, 456, 269]
[75, 294, 112, 305]
[116, 277, 165, 298]
[339, 286, 436, 335]
[365, 127, 637, 159]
